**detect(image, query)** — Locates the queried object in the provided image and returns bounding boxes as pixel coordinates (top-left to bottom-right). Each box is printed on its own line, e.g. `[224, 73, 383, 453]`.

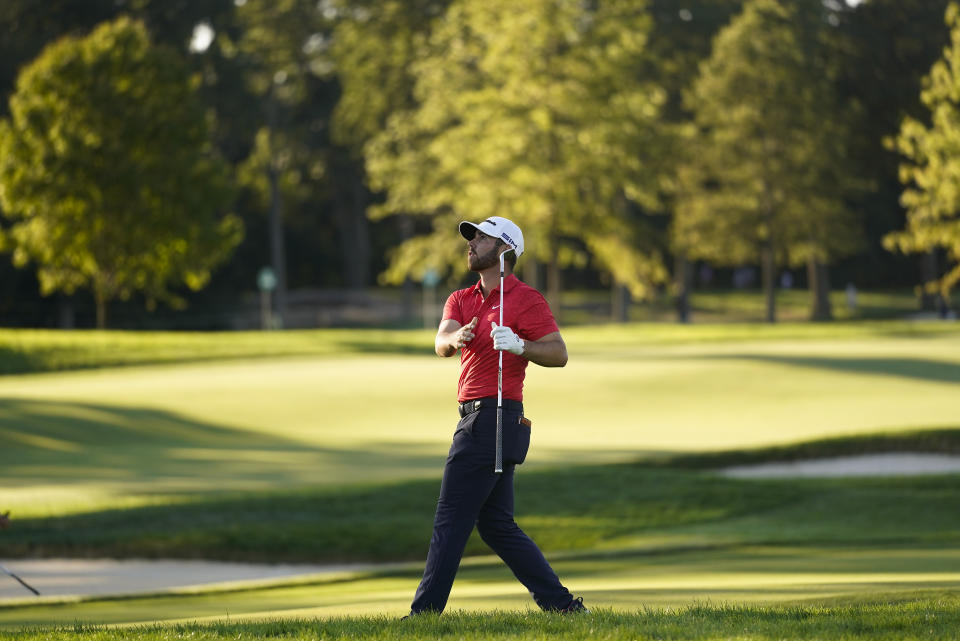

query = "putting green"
[2, 329, 959, 515]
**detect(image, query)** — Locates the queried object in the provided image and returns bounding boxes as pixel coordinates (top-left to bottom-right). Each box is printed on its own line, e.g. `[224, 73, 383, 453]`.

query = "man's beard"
[469, 243, 500, 271]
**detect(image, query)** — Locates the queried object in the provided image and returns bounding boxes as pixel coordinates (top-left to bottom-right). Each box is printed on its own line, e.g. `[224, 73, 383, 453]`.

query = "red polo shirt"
[442, 274, 559, 403]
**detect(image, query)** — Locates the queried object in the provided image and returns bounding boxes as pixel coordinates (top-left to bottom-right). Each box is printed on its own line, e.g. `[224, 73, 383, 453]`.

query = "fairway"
[1, 322, 960, 637]
[2, 322, 959, 515]
[1, 545, 959, 627]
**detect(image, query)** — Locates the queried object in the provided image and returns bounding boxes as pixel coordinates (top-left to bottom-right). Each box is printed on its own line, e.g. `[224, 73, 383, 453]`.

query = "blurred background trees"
[886, 2, 960, 309]
[0, 17, 240, 328]
[0, 0, 957, 327]
[673, 0, 860, 323]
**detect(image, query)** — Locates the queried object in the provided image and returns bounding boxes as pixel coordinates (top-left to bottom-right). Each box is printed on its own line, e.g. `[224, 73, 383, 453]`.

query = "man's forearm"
[435, 332, 458, 357]
[521, 337, 568, 368]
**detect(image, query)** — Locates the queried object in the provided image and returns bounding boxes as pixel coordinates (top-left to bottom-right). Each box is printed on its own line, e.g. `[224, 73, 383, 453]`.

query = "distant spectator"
[699, 263, 714, 287]
[780, 271, 794, 290]
[0, 511, 9, 530]
[733, 267, 756, 289]
[846, 283, 858, 312]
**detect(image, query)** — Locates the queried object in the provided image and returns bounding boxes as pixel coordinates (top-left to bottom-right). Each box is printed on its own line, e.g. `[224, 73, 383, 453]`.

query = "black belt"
[459, 397, 523, 417]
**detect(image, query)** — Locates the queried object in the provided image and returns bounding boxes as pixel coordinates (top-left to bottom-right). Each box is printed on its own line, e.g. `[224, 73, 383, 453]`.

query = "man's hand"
[436, 317, 478, 357]
[454, 317, 478, 349]
[490, 323, 525, 355]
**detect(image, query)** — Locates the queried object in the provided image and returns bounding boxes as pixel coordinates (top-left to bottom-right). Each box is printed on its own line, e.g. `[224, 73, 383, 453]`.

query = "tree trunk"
[612, 282, 630, 323]
[94, 289, 107, 330]
[546, 246, 562, 317]
[674, 254, 692, 324]
[398, 215, 416, 324]
[807, 257, 833, 321]
[59, 295, 75, 330]
[350, 172, 370, 289]
[762, 244, 776, 323]
[336, 165, 370, 290]
[523, 258, 540, 290]
[920, 250, 938, 311]
[760, 185, 776, 324]
[266, 96, 287, 328]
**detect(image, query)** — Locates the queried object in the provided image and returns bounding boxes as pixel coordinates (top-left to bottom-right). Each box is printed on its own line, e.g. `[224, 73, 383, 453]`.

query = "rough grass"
[3, 433, 960, 562]
[3, 596, 959, 640]
[2, 318, 960, 635]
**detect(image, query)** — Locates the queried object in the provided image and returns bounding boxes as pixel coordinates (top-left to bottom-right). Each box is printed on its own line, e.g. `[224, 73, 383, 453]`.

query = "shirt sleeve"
[442, 291, 464, 324]
[516, 293, 559, 341]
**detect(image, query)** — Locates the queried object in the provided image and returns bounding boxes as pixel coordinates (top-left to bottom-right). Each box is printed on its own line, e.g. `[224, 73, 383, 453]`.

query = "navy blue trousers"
[410, 406, 572, 614]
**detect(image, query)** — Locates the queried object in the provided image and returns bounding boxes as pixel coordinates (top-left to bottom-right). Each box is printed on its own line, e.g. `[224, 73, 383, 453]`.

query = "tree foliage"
[365, 0, 668, 301]
[328, 0, 450, 152]
[0, 17, 241, 328]
[886, 2, 960, 300]
[673, 0, 860, 321]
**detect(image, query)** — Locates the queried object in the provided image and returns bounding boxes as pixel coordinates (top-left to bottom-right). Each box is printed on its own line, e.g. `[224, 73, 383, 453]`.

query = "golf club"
[0, 563, 40, 596]
[495, 247, 514, 474]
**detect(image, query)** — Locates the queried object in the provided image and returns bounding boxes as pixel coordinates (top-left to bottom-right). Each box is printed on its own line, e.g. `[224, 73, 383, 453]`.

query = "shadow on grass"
[5, 445, 960, 564]
[662, 427, 960, 469]
[702, 353, 960, 384]
[0, 398, 442, 489]
[0, 348, 38, 376]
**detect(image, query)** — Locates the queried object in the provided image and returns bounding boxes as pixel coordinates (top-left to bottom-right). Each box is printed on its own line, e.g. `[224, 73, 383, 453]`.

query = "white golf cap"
[458, 216, 524, 257]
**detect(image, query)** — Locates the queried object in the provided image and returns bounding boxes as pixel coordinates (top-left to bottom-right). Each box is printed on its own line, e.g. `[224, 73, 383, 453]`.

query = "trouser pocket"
[504, 415, 531, 465]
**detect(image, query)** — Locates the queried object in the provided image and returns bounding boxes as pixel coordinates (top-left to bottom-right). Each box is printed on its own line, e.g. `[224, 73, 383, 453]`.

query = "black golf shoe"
[559, 596, 590, 614]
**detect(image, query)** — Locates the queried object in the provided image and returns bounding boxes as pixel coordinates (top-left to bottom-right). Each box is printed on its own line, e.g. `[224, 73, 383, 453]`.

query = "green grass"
[3, 319, 960, 520]
[0, 311, 955, 378]
[2, 319, 960, 634]
[3, 451, 960, 562]
[2, 595, 959, 639]
[0, 328, 435, 375]
[561, 287, 926, 324]
[2, 436, 959, 628]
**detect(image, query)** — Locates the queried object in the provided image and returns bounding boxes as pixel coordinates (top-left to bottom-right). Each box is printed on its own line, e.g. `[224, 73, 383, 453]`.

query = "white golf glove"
[490, 322, 525, 355]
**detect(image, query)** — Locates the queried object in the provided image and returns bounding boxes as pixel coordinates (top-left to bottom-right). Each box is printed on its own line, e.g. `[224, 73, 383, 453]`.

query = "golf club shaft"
[0, 564, 40, 596]
[495, 251, 505, 474]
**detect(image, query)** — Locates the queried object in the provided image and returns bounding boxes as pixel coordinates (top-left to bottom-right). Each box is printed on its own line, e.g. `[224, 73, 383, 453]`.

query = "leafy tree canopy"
[0, 17, 241, 327]
[365, 0, 669, 298]
[673, 0, 861, 286]
[887, 2, 960, 299]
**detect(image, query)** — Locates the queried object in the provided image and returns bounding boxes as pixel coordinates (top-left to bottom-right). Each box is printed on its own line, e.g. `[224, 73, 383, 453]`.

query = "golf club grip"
[495, 406, 503, 474]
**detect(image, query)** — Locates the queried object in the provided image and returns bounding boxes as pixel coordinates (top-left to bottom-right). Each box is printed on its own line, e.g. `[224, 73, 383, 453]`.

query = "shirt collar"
[470, 273, 519, 297]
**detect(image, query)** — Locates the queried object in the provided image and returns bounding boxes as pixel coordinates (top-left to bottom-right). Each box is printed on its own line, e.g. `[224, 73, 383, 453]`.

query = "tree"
[0, 17, 241, 328]
[646, 0, 746, 321]
[835, 0, 952, 300]
[327, 0, 452, 297]
[886, 2, 960, 309]
[226, 0, 325, 324]
[364, 0, 668, 309]
[673, 0, 860, 322]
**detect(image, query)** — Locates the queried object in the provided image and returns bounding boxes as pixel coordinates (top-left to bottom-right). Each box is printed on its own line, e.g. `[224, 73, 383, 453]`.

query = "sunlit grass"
[1, 319, 959, 635]
[2, 321, 960, 517]
[1, 548, 958, 629]
[4, 450, 960, 564]
[4, 597, 959, 640]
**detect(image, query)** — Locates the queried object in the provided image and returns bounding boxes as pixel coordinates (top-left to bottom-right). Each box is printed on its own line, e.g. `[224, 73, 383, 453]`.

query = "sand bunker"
[721, 452, 960, 479]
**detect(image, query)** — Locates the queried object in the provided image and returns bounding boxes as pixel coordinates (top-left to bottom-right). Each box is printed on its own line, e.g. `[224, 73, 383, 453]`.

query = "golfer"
[408, 216, 587, 616]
